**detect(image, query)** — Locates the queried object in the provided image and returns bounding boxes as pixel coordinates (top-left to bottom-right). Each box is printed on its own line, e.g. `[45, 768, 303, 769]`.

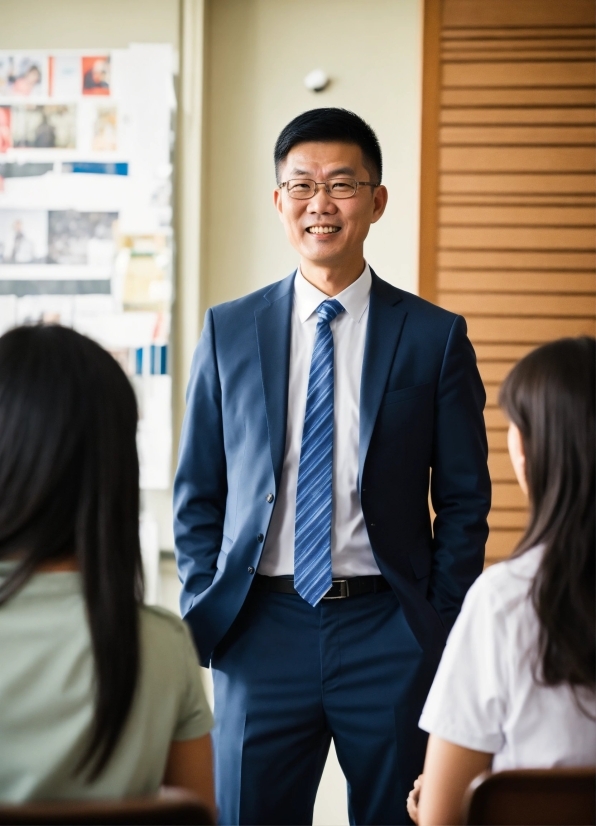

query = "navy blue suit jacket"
[174, 271, 490, 665]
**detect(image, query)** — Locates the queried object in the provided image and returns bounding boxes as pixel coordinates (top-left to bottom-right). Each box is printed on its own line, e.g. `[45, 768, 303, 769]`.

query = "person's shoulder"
[210, 271, 295, 321]
[371, 271, 458, 328]
[139, 604, 195, 650]
[469, 546, 543, 612]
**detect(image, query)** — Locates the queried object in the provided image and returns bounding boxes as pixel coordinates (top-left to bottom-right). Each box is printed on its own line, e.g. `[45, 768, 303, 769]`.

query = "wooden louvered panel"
[441, 174, 596, 195]
[490, 510, 528, 529]
[442, 126, 596, 144]
[439, 250, 595, 269]
[439, 271, 596, 293]
[442, 27, 595, 39]
[442, 109, 596, 124]
[440, 206, 595, 225]
[420, 0, 596, 565]
[479, 362, 516, 383]
[441, 226, 595, 248]
[442, 87, 596, 105]
[444, 196, 595, 207]
[442, 38, 596, 51]
[475, 344, 536, 361]
[489, 451, 517, 481]
[487, 431, 508, 451]
[492, 483, 527, 509]
[467, 317, 596, 342]
[486, 530, 524, 559]
[442, 51, 596, 61]
[443, 0, 595, 27]
[441, 146, 596, 172]
[443, 61, 595, 86]
[440, 293, 595, 316]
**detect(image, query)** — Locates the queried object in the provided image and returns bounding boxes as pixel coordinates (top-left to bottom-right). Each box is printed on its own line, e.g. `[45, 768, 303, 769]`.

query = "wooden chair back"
[462, 767, 596, 826]
[0, 786, 214, 825]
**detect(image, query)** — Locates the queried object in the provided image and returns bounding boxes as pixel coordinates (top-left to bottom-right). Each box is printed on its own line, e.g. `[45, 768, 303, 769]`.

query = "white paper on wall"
[50, 55, 81, 98]
[134, 373, 172, 490]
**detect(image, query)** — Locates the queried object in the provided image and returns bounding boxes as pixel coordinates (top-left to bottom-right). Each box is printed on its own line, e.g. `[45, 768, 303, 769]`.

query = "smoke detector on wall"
[303, 68, 330, 93]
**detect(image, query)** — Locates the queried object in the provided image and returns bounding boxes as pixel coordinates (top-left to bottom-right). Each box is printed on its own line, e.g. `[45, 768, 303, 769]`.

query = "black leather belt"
[253, 573, 391, 599]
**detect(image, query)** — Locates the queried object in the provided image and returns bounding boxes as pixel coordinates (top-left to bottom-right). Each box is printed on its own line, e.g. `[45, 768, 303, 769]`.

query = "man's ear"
[273, 186, 284, 220]
[371, 185, 388, 224]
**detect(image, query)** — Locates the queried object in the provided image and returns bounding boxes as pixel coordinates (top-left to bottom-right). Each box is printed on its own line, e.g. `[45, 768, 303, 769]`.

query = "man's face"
[273, 141, 387, 272]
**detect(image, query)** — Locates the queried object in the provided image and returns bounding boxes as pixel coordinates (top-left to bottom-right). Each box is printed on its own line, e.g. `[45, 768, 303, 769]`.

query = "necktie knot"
[316, 299, 344, 325]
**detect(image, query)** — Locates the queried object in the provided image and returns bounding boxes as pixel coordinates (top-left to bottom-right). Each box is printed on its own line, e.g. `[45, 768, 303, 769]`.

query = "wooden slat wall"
[420, 0, 596, 565]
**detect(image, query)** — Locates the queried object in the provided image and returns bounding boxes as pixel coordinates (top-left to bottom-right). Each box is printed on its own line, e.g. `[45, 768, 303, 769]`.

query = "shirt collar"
[294, 263, 372, 325]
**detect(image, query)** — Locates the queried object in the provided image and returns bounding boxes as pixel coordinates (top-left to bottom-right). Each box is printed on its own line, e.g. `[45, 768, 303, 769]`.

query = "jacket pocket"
[381, 382, 432, 407]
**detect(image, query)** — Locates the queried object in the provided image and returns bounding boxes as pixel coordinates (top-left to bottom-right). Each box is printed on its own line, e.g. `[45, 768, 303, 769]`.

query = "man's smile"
[306, 225, 341, 235]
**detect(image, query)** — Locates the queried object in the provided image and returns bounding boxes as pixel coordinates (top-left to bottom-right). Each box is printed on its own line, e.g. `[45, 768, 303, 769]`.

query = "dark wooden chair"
[0, 786, 214, 825]
[462, 767, 596, 826]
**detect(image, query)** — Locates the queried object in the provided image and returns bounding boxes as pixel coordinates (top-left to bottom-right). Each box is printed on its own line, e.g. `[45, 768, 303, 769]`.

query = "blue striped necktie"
[294, 298, 345, 606]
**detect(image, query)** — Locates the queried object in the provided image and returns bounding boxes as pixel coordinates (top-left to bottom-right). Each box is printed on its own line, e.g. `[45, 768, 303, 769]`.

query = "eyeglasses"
[278, 178, 380, 200]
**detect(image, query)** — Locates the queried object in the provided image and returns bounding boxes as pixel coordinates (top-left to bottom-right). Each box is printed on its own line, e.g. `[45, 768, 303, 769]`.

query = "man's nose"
[307, 185, 337, 212]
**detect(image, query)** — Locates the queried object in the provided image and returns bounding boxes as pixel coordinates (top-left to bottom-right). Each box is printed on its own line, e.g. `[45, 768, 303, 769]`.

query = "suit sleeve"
[173, 309, 227, 617]
[429, 314, 491, 632]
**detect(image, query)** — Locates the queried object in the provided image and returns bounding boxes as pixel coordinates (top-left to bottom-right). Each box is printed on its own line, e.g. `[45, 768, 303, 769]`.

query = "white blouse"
[419, 546, 596, 770]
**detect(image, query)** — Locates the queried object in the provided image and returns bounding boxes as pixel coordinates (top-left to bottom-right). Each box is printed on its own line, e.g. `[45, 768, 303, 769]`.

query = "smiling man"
[174, 108, 490, 825]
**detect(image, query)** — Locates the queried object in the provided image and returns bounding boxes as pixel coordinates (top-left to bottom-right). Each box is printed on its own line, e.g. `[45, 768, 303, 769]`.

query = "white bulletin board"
[0, 44, 176, 497]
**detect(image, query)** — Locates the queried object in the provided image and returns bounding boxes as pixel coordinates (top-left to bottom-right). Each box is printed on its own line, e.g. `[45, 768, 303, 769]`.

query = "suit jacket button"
[248, 566, 255, 574]
[257, 533, 264, 542]
[266, 493, 274, 503]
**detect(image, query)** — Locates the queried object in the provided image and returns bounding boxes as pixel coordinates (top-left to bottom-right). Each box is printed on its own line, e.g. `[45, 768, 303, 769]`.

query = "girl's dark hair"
[499, 336, 595, 694]
[0, 324, 143, 778]
[274, 107, 383, 183]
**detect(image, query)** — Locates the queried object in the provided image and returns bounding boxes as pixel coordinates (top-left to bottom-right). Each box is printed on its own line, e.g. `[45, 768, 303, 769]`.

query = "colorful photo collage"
[0, 52, 117, 154]
[0, 53, 111, 98]
[0, 209, 117, 266]
[0, 44, 175, 490]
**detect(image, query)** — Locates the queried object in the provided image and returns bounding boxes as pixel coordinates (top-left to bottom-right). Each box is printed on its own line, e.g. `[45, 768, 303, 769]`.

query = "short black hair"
[274, 108, 382, 184]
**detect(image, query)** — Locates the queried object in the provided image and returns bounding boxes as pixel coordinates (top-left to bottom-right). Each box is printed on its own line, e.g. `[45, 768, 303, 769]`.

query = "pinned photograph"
[48, 210, 118, 266]
[92, 106, 117, 151]
[11, 105, 77, 149]
[0, 209, 48, 264]
[49, 55, 81, 98]
[82, 56, 110, 96]
[0, 53, 48, 97]
[0, 107, 11, 153]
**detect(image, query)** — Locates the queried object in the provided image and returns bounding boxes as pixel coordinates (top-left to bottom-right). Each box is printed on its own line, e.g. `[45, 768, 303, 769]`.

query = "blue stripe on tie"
[294, 298, 345, 606]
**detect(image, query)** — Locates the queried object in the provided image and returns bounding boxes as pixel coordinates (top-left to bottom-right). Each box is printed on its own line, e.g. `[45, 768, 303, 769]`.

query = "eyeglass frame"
[278, 177, 381, 200]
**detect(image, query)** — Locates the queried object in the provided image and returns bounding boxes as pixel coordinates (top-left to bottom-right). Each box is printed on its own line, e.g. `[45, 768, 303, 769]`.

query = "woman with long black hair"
[407, 336, 595, 826]
[0, 325, 215, 811]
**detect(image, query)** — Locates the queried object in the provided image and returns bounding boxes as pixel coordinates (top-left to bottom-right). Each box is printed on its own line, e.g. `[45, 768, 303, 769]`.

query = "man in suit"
[174, 108, 490, 825]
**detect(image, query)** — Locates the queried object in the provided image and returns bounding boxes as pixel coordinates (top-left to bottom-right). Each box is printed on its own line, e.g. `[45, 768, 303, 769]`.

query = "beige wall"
[203, 0, 422, 309]
[0, 0, 179, 49]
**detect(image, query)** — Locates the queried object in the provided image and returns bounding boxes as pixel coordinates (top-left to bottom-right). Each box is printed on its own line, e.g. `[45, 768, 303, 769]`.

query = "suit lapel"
[359, 273, 407, 487]
[254, 273, 295, 490]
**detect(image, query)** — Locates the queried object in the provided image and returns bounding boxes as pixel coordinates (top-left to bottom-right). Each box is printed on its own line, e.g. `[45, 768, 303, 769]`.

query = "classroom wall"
[203, 0, 423, 308]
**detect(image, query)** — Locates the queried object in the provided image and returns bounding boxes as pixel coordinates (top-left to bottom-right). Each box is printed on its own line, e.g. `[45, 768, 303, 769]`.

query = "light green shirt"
[0, 563, 213, 802]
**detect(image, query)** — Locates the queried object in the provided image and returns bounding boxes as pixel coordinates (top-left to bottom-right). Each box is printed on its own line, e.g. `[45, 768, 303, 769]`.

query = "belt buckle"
[323, 579, 350, 599]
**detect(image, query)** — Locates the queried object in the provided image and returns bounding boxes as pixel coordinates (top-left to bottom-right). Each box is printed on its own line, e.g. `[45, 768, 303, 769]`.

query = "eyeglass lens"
[286, 178, 358, 199]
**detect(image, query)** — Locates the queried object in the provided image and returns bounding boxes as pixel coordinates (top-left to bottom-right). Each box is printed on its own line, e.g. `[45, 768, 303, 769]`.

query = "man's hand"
[407, 774, 423, 824]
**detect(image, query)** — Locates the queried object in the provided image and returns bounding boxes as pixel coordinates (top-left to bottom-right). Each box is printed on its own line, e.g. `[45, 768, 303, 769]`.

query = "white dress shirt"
[258, 264, 381, 577]
[419, 546, 596, 768]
